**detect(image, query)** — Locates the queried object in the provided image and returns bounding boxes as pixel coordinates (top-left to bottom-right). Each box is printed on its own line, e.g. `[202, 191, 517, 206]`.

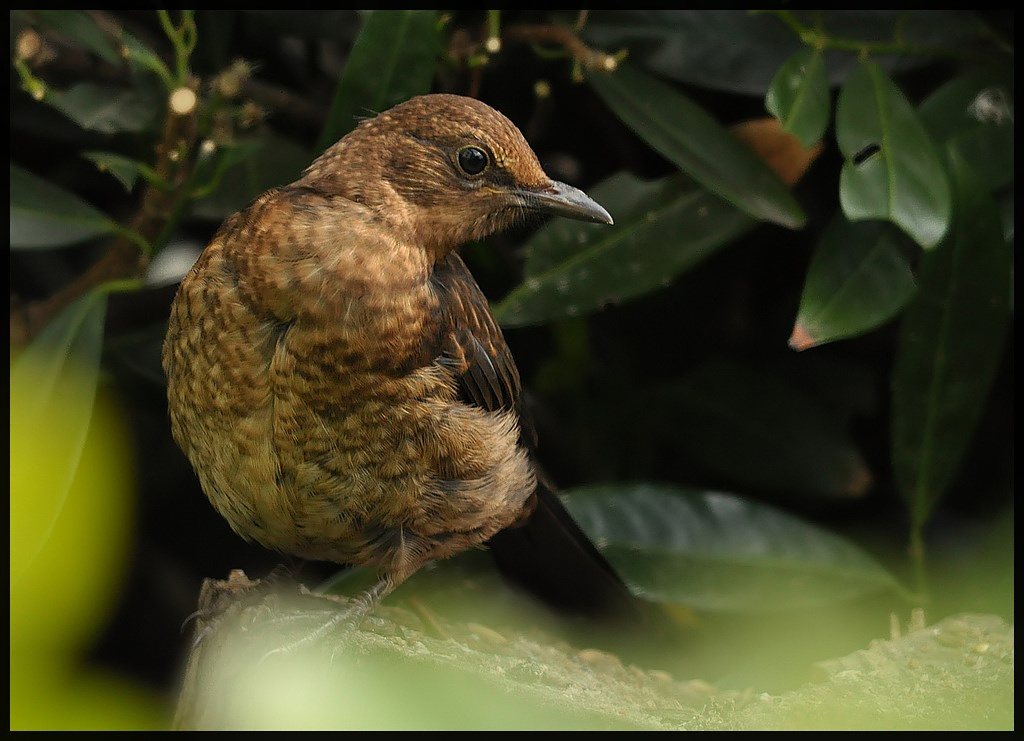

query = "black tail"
[486, 480, 640, 622]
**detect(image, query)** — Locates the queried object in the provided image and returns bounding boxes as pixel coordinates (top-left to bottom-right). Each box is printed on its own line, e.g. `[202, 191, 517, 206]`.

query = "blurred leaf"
[191, 135, 311, 221]
[10, 289, 108, 584]
[10, 163, 122, 248]
[917, 68, 1015, 192]
[47, 82, 160, 134]
[12, 666, 164, 731]
[651, 360, 873, 500]
[836, 60, 952, 249]
[996, 190, 1013, 246]
[765, 47, 831, 148]
[563, 484, 901, 611]
[891, 150, 1011, 529]
[315, 10, 441, 153]
[583, 10, 986, 96]
[121, 30, 173, 83]
[12, 304, 156, 727]
[82, 151, 145, 191]
[729, 117, 823, 187]
[589, 62, 806, 228]
[493, 172, 754, 327]
[25, 10, 123, 66]
[790, 217, 917, 350]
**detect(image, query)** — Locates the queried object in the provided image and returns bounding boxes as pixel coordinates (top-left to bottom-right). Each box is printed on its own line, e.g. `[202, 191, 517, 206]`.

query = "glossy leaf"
[47, 82, 159, 134]
[836, 60, 952, 249]
[917, 68, 1015, 192]
[583, 10, 988, 96]
[563, 484, 901, 611]
[10, 163, 122, 249]
[765, 47, 831, 148]
[492, 172, 754, 327]
[891, 151, 1011, 528]
[10, 289, 109, 583]
[588, 62, 806, 229]
[650, 359, 873, 500]
[315, 10, 440, 153]
[790, 216, 917, 350]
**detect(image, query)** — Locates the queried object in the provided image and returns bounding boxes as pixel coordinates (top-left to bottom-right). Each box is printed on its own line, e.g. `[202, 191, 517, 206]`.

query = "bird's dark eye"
[455, 145, 489, 177]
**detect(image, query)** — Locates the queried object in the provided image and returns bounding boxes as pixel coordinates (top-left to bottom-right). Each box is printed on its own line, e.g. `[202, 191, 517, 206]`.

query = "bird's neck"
[299, 144, 468, 265]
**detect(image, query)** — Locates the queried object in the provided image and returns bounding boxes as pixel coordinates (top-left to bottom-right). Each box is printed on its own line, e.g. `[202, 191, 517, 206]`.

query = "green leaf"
[191, 135, 311, 221]
[82, 151, 145, 191]
[10, 290, 109, 583]
[10, 163, 121, 249]
[917, 68, 1015, 193]
[121, 31, 173, 84]
[584, 10, 806, 96]
[47, 82, 160, 135]
[26, 10, 122, 66]
[651, 360, 873, 500]
[891, 150, 1012, 530]
[790, 216, 917, 350]
[492, 172, 754, 327]
[583, 10, 991, 97]
[562, 484, 901, 611]
[836, 60, 952, 249]
[589, 62, 805, 229]
[315, 10, 441, 153]
[765, 47, 831, 148]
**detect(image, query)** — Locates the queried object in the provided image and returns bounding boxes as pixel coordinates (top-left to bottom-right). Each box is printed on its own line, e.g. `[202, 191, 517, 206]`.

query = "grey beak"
[516, 180, 613, 225]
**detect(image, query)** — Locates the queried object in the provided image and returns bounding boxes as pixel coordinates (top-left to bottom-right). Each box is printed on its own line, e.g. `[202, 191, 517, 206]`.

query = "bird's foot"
[183, 569, 277, 649]
[257, 592, 377, 664]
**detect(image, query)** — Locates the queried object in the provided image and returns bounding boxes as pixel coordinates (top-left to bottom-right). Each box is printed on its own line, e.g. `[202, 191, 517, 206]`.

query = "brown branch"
[502, 23, 621, 74]
[444, 20, 622, 99]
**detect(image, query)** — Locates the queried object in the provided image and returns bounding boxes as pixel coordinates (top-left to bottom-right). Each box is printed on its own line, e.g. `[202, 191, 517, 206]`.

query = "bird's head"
[301, 94, 612, 260]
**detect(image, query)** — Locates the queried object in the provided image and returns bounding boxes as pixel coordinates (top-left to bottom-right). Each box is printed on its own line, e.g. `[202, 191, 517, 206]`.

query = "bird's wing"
[429, 252, 640, 621]
[430, 252, 536, 444]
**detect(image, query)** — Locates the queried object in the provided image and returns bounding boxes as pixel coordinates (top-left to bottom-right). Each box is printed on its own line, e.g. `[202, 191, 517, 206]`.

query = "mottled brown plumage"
[163, 93, 630, 620]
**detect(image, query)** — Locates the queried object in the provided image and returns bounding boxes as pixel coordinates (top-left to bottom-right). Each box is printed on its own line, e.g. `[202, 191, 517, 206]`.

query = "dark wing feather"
[431, 252, 638, 620]
[431, 252, 535, 447]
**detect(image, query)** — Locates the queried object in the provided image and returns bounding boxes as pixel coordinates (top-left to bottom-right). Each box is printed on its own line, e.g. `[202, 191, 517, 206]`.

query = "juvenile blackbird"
[163, 93, 634, 623]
